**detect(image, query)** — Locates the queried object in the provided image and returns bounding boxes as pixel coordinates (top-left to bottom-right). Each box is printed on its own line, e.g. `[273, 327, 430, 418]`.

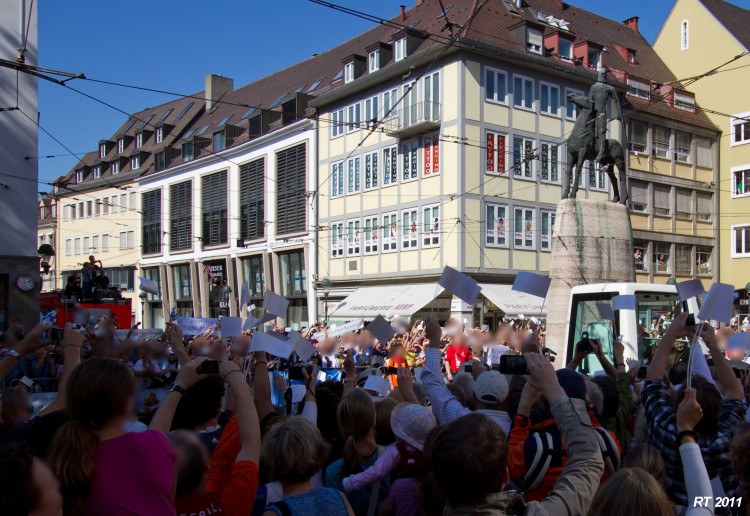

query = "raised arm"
[252, 351, 276, 422]
[421, 318, 468, 425]
[0, 323, 52, 381]
[699, 323, 743, 399]
[647, 312, 688, 381]
[166, 322, 191, 366]
[221, 358, 261, 463]
[149, 357, 208, 433]
[677, 388, 714, 515]
[39, 323, 82, 416]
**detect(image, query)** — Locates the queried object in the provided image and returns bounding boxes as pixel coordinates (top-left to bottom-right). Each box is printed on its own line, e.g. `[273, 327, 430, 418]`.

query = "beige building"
[37, 196, 57, 292]
[654, 0, 750, 298]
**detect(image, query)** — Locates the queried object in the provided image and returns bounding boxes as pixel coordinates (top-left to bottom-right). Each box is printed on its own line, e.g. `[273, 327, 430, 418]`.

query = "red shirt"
[445, 345, 472, 373]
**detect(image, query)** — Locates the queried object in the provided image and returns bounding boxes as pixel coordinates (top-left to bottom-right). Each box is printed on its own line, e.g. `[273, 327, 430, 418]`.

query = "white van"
[562, 283, 700, 374]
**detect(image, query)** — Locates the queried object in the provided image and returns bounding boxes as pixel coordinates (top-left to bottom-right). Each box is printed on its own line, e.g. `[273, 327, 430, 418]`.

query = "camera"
[197, 359, 221, 375]
[637, 366, 648, 380]
[577, 332, 595, 354]
[288, 365, 313, 381]
[499, 354, 529, 375]
[685, 314, 696, 328]
[50, 328, 64, 341]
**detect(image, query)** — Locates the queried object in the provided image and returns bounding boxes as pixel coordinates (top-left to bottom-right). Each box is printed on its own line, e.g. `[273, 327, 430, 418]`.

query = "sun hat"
[390, 403, 436, 451]
[474, 370, 509, 404]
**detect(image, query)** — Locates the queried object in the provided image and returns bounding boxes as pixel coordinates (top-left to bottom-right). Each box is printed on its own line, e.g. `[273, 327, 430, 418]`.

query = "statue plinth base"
[545, 199, 635, 362]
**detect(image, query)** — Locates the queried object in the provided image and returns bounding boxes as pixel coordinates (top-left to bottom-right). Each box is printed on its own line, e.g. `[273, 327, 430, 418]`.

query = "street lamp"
[138, 291, 148, 328]
[222, 283, 232, 316]
[319, 277, 332, 323]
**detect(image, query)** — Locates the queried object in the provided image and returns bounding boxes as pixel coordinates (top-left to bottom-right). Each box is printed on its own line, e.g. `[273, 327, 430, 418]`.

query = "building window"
[78, 202, 84, 218]
[182, 142, 194, 163]
[331, 162, 344, 197]
[93, 166, 101, 179]
[732, 116, 750, 145]
[695, 138, 712, 168]
[401, 209, 418, 250]
[369, 50, 379, 72]
[347, 157, 361, 194]
[347, 103, 361, 132]
[540, 143, 560, 183]
[74, 237, 81, 255]
[674, 92, 695, 112]
[119, 230, 134, 250]
[92, 235, 99, 252]
[626, 78, 650, 100]
[331, 108, 345, 138]
[75, 170, 84, 183]
[102, 234, 109, 252]
[111, 160, 120, 174]
[364, 95, 379, 128]
[383, 87, 399, 116]
[242, 256, 265, 298]
[652, 126, 670, 159]
[383, 146, 398, 185]
[557, 38, 573, 60]
[276, 143, 306, 235]
[629, 120, 647, 153]
[485, 204, 507, 247]
[513, 137, 534, 178]
[394, 37, 407, 61]
[213, 130, 226, 151]
[94, 200, 100, 216]
[423, 135, 439, 176]
[121, 193, 127, 211]
[172, 264, 192, 304]
[155, 151, 166, 171]
[513, 75, 534, 110]
[654, 185, 671, 216]
[131, 155, 140, 170]
[99, 144, 106, 158]
[565, 88, 584, 119]
[675, 245, 692, 275]
[634, 241, 648, 272]
[734, 225, 750, 257]
[675, 131, 691, 163]
[102, 199, 109, 215]
[364, 216, 379, 254]
[588, 161, 607, 191]
[347, 219, 361, 256]
[51, 204, 56, 218]
[514, 208, 534, 249]
[526, 27, 543, 54]
[85, 201, 93, 217]
[170, 181, 192, 251]
[733, 168, 750, 197]
[330, 222, 344, 258]
[382, 213, 398, 252]
[654, 243, 671, 273]
[402, 139, 419, 181]
[117, 139, 124, 153]
[108, 268, 134, 291]
[65, 239, 72, 256]
[485, 67, 508, 104]
[135, 133, 143, 148]
[697, 247, 712, 275]
[239, 158, 265, 241]
[697, 192, 712, 221]
[142, 190, 161, 255]
[279, 250, 306, 298]
[344, 62, 355, 83]
[681, 20, 689, 50]
[422, 205, 440, 247]
[588, 49, 602, 70]
[540, 83, 560, 116]
[541, 211, 555, 251]
[202, 171, 228, 247]
[627, 49, 637, 64]
[676, 189, 692, 219]
[155, 127, 163, 143]
[364, 151, 379, 190]
[84, 236, 91, 253]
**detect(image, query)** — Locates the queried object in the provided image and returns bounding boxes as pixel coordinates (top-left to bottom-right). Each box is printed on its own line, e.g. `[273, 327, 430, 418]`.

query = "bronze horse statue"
[562, 92, 627, 204]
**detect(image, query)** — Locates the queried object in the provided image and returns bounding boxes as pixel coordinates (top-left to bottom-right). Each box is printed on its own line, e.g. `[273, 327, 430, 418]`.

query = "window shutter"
[654, 185, 671, 213]
[170, 181, 192, 251]
[695, 138, 712, 168]
[697, 192, 712, 220]
[141, 190, 162, 254]
[676, 189, 692, 217]
[276, 143, 307, 235]
[202, 171, 228, 246]
[240, 159, 265, 240]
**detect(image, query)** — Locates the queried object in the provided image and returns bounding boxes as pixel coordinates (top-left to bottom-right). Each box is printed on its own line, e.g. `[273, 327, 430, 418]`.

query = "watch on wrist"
[7, 349, 21, 359]
[169, 383, 187, 396]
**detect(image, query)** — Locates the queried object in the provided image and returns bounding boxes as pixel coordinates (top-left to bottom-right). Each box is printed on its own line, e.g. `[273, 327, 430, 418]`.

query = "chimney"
[205, 74, 234, 111]
[416, 0, 425, 5]
[400, 4, 406, 22]
[623, 16, 639, 33]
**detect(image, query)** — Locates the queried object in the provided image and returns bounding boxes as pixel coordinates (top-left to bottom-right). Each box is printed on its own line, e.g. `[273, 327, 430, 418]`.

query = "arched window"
[681, 20, 689, 50]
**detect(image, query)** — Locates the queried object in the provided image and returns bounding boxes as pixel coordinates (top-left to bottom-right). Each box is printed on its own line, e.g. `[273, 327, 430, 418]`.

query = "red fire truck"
[40, 292, 133, 329]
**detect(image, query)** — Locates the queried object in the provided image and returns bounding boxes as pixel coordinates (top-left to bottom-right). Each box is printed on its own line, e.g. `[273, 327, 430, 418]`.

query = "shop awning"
[328, 283, 445, 320]
[479, 283, 547, 316]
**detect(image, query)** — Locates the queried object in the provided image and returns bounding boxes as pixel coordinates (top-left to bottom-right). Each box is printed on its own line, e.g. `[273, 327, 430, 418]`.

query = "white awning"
[328, 283, 445, 320]
[479, 283, 547, 316]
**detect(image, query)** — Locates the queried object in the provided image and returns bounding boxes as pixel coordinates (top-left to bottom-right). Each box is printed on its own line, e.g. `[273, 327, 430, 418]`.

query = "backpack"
[523, 426, 619, 490]
[391, 441, 427, 480]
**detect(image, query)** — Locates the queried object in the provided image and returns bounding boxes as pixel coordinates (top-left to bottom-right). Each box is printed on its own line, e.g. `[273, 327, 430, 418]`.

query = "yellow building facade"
[654, 0, 750, 291]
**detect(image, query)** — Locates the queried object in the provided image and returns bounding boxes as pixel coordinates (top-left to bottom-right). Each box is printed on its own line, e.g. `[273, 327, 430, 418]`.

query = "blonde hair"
[588, 468, 672, 516]
[622, 444, 667, 486]
[262, 416, 330, 483]
[337, 389, 376, 475]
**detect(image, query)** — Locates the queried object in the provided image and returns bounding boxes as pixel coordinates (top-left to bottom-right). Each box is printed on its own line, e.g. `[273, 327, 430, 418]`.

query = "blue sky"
[36, 0, 687, 186]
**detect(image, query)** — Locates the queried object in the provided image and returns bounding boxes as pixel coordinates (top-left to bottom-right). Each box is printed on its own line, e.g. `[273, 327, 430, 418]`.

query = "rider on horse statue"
[589, 68, 622, 164]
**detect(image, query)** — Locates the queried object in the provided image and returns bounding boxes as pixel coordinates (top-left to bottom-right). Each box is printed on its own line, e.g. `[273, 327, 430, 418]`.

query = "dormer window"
[588, 49, 602, 70]
[369, 49, 380, 72]
[344, 62, 355, 83]
[626, 77, 650, 100]
[394, 37, 407, 61]
[558, 38, 573, 61]
[526, 27, 543, 54]
[111, 161, 120, 174]
[213, 130, 226, 151]
[155, 150, 166, 171]
[118, 138, 124, 153]
[131, 155, 140, 170]
[99, 144, 106, 159]
[155, 127, 163, 144]
[135, 133, 143, 149]
[93, 165, 101, 179]
[75, 170, 84, 183]
[627, 49, 637, 64]
[182, 142, 194, 163]
[674, 91, 696, 112]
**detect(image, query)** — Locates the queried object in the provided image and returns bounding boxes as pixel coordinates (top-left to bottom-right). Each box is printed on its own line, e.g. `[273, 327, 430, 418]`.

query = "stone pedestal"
[545, 199, 635, 360]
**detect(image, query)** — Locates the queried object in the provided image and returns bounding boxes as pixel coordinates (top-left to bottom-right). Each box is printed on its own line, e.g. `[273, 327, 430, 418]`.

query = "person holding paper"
[643, 313, 747, 506]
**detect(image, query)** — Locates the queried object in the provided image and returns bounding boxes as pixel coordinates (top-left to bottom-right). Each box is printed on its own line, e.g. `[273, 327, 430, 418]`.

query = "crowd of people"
[0, 308, 749, 515]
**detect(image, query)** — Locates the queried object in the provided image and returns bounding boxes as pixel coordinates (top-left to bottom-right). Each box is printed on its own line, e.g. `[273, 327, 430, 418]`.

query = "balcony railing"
[382, 100, 441, 137]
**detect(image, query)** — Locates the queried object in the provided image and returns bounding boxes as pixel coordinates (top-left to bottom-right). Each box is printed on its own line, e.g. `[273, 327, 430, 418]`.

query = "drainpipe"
[314, 114, 321, 322]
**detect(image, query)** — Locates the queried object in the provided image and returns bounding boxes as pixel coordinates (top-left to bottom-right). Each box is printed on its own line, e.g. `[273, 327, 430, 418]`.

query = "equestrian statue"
[562, 68, 628, 205]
